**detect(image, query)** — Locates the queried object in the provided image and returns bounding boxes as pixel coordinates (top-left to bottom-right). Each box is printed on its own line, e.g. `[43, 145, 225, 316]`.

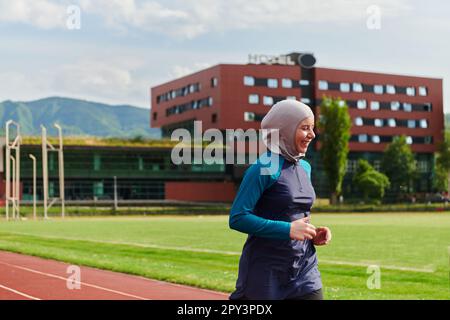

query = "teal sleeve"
[300, 159, 312, 180]
[229, 153, 291, 240]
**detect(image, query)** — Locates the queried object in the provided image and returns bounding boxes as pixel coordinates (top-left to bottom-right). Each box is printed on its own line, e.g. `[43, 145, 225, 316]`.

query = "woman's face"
[295, 117, 316, 154]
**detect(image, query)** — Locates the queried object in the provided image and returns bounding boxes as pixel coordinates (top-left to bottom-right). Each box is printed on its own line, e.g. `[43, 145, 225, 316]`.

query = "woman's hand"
[313, 227, 332, 246]
[290, 217, 317, 241]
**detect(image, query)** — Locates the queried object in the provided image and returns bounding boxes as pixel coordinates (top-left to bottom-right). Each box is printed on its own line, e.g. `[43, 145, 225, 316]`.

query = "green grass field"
[0, 213, 449, 299]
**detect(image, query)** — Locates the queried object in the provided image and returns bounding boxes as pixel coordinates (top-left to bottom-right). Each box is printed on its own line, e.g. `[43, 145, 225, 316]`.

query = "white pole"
[29, 155, 37, 220]
[10, 156, 16, 220]
[5, 120, 21, 221]
[5, 121, 11, 221]
[16, 125, 20, 219]
[41, 125, 48, 220]
[55, 124, 65, 219]
[114, 176, 118, 210]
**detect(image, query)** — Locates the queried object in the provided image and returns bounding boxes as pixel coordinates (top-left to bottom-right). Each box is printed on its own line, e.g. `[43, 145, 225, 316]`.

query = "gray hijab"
[261, 99, 314, 163]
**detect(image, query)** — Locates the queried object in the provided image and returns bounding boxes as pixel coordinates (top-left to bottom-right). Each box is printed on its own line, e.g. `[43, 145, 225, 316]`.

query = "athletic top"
[229, 151, 322, 300]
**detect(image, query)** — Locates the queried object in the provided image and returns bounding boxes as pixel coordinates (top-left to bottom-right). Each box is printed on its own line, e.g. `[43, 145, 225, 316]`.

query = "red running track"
[0, 251, 229, 300]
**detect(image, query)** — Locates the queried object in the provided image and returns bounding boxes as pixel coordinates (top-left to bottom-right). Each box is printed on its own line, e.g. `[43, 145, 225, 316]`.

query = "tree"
[353, 159, 390, 203]
[434, 131, 450, 192]
[380, 135, 417, 197]
[317, 96, 351, 204]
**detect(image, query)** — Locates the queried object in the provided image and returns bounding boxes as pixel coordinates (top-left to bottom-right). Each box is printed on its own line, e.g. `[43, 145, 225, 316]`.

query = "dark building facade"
[0, 142, 235, 203]
[150, 52, 444, 200]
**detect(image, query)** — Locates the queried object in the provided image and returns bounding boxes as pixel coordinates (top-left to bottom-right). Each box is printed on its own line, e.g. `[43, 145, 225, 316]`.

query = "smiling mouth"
[300, 141, 310, 148]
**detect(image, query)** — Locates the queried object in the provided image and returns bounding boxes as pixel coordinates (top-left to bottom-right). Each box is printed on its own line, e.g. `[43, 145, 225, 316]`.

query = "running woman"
[229, 99, 331, 300]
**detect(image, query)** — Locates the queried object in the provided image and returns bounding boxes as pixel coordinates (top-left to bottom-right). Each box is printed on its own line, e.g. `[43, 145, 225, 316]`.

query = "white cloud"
[0, 0, 67, 29]
[50, 58, 152, 106]
[0, 57, 153, 108]
[79, 0, 195, 37]
[169, 62, 213, 79]
[77, 0, 413, 38]
[56, 61, 131, 90]
[0, 71, 49, 101]
[0, 0, 418, 38]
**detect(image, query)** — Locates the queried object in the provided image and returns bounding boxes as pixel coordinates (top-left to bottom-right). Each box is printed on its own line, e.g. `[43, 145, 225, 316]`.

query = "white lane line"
[319, 259, 435, 273]
[0, 261, 149, 300]
[0, 284, 41, 300]
[0, 231, 438, 273]
[131, 275, 229, 297]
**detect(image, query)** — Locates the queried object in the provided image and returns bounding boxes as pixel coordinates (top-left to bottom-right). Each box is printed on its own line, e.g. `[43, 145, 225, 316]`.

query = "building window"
[417, 160, 428, 172]
[338, 100, 345, 107]
[212, 113, 217, 123]
[153, 112, 157, 121]
[407, 120, 416, 128]
[403, 103, 412, 112]
[301, 98, 311, 104]
[318, 80, 328, 90]
[372, 135, 381, 144]
[93, 181, 104, 197]
[263, 96, 274, 106]
[354, 117, 363, 126]
[94, 154, 101, 171]
[208, 97, 213, 106]
[248, 94, 259, 104]
[386, 85, 396, 94]
[425, 136, 432, 144]
[419, 119, 428, 128]
[406, 136, 413, 145]
[340, 83, 350, 92]
[373, 160, 381, 171]
[358, 134, 368, 143]
[373, 85, 384, 94]
[189, 84, 196, 93]
[423, 103, 432, 112]
[244, 112, 255, 122]
[387, 118, 396, 127]
[286, 96, 297, 100]
[244, 76, 255, 86]
[346, 160, 358, 173]
[299, 79, 310, 86]
[267, 78, 278, 88]
[211, 77, 218, 87]
[390, 101, 400, 111]
[357, 100, 367, 109]
[406, 87, 415, 96]
[370, 101, 380, 110]
[49, 153, 55, 171]
[418, 86, 427, 96]
[282, 78, 293, 88]
[352, 83, 363, 92]
[374, 119, 383, 127]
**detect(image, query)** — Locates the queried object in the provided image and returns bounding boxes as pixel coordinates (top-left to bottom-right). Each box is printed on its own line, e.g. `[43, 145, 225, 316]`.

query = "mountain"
[0, 97, 161, 138]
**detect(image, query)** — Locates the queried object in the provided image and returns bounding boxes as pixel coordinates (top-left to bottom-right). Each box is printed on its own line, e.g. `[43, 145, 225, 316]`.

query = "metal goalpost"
[5, 120, 21, 221]
[41, 124, 65, 219]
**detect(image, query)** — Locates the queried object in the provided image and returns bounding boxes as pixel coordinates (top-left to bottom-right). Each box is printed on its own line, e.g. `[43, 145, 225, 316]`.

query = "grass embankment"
[0, 214, 449, 299]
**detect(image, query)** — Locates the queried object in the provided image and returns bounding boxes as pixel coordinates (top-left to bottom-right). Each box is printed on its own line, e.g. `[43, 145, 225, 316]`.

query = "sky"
[0, 0, 449, 113]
